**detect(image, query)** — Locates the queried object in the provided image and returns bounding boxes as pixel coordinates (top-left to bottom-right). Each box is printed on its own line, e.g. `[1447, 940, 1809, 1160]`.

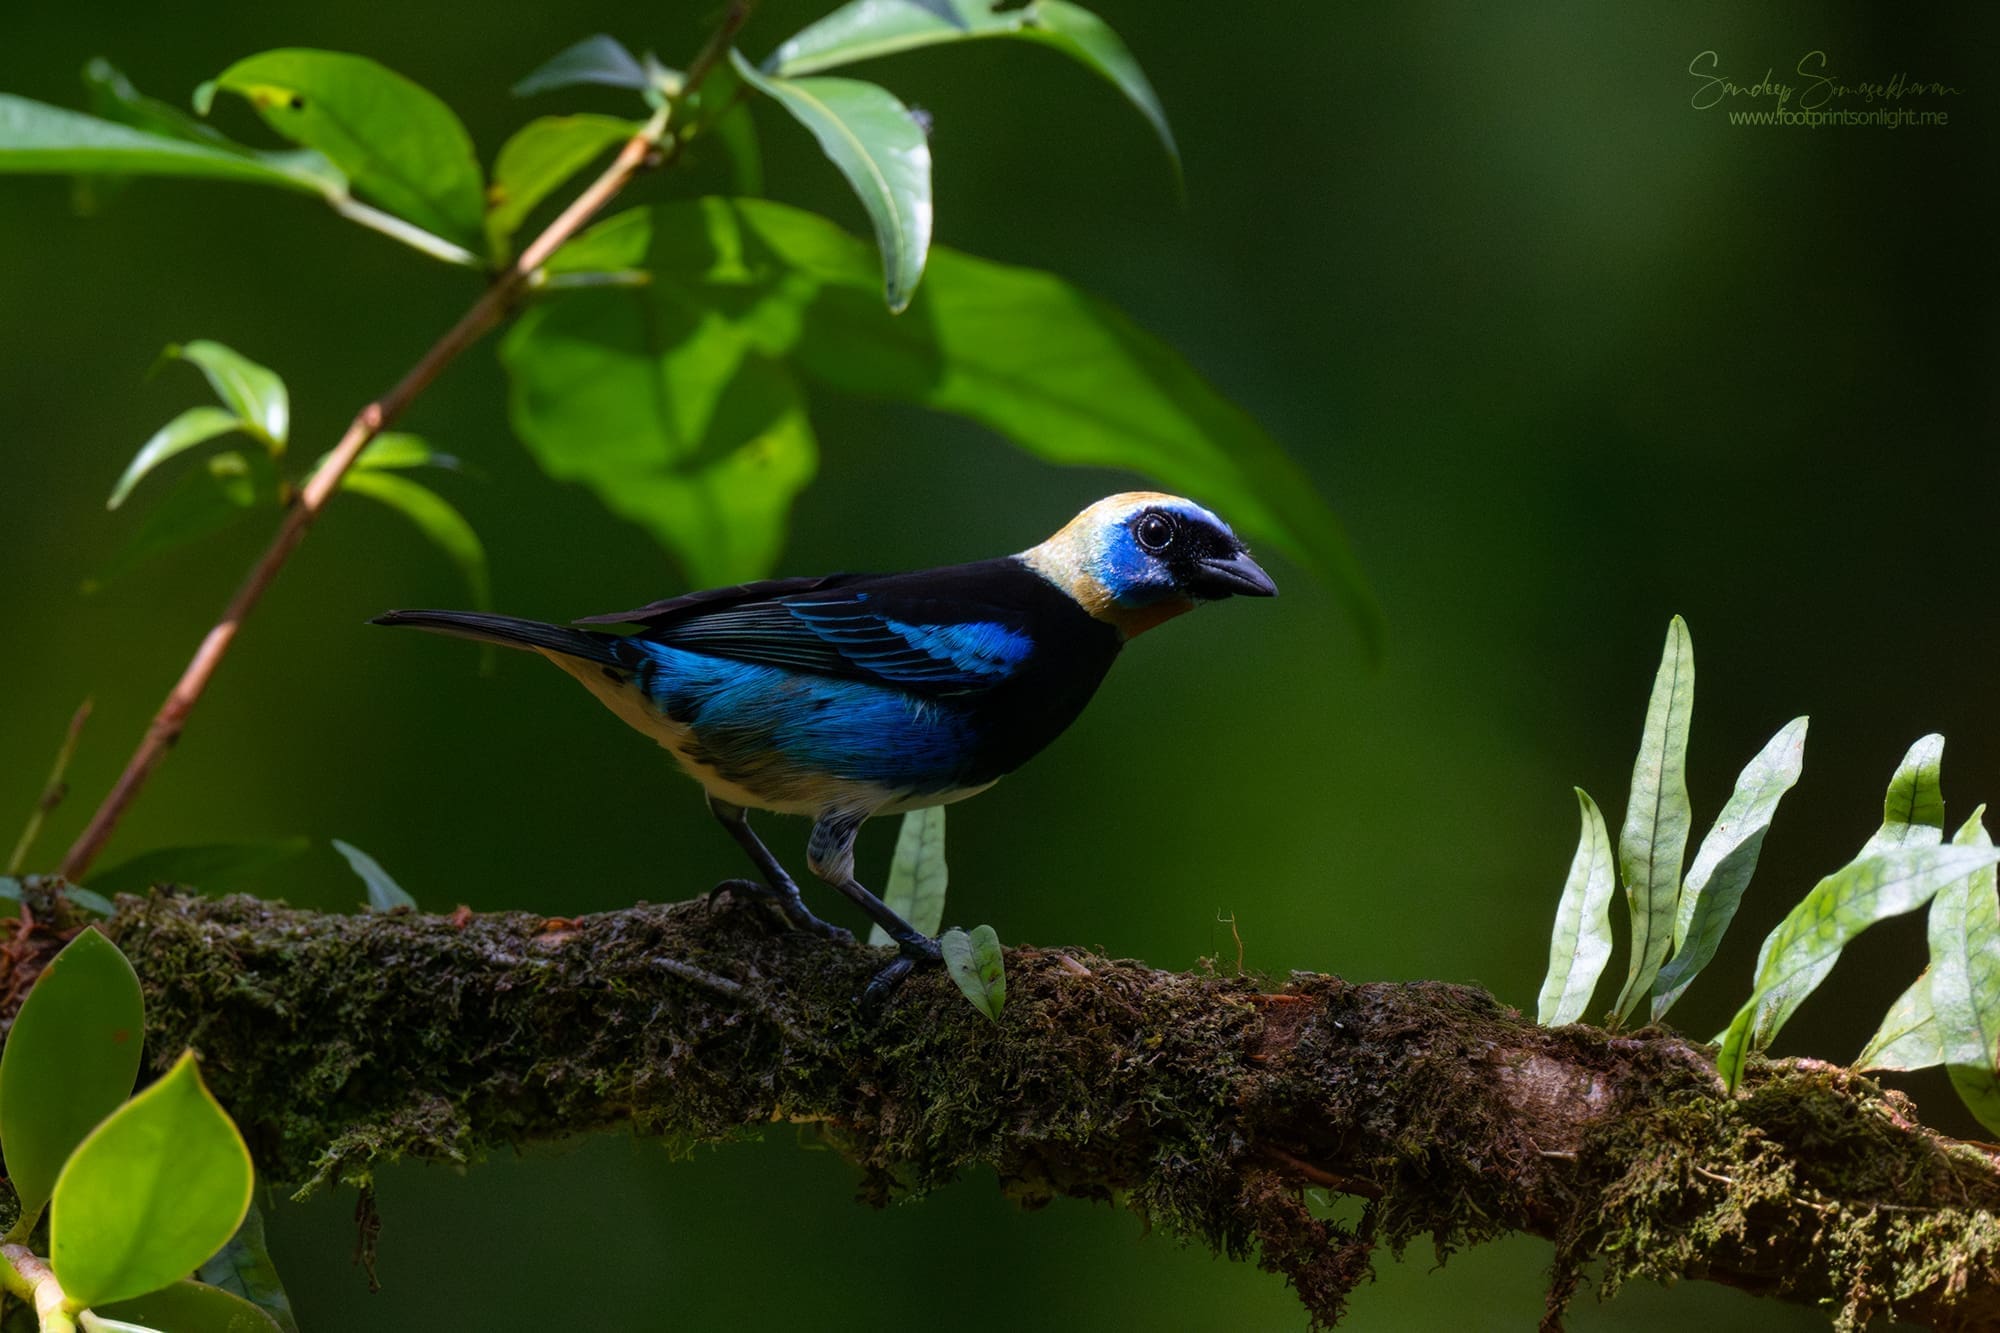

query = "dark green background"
[2, 2, 1991, 1327]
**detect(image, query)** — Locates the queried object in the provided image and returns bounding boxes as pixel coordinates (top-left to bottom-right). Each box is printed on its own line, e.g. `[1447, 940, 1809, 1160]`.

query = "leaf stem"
[0, 1244, 78, 1333]
[326, 196, 483, 267]
[56, 3, 759, 883]
[7, 700, 91, 876]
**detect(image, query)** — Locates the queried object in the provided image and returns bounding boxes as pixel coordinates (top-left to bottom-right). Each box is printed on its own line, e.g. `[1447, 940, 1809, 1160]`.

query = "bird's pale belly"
[544, 647, 994, 818]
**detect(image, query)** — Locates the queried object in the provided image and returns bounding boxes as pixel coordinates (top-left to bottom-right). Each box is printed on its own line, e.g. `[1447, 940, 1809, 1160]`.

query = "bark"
[5, 882, 1998, 1331]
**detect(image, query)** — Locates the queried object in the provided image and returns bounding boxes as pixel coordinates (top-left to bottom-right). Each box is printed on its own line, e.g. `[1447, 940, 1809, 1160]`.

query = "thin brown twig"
[57, 3, 758, 882]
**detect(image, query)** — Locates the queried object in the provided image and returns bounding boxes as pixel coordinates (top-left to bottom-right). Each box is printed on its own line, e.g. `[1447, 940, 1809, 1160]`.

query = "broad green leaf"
[1856, 974, 1941, 1071]
[1650, 716, 1808, 1020]
[51, 1050, 255, 1308]
[167, 341, 288, 449]
[1715, 844, 2000, 1090]
[513, 35, 652, 97]
[729, 51, 932, 311]
[0, 927, 144, 1234]
[768, 0, 1177, 183]
[332, 838, 418, 911]
[1928, 808, 2000, 1134]
[1536, 789, 1614, 1026]
[108, 406, 244, 510]
[340, 470, 491, 611]
[206, 50, 486, 251]
[88, 839, 312, 897]
[545, 200, 1377, 644]
[101, 1279, 285, 1333]
[0, 94, 335, 194]
[500, 292, 818, 586]
[1862, 734, 1947, 854]
[88, 451, 271, 591]
[1611, 616, 1695, 1024]
[869, 806, 948, 946]
[940, 924, 1006, 1021]
[486, 114, 637, 257]
[195, 1204, 298, 1333]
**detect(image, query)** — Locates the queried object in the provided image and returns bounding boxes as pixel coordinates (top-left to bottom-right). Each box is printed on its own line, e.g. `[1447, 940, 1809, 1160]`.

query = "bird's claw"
[707, 878, 853, 945]
[860, 933, 944, 1015]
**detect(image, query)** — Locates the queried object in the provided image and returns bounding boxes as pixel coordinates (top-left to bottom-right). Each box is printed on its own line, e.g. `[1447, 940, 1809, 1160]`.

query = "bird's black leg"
[807, 812, 941, 1006]
[707, 796, 852, 944]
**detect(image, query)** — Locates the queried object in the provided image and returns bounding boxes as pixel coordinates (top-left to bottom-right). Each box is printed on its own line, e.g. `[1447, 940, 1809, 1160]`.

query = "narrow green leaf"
[500, 293, 818, 586]
[332, 838, 418, 912]
[0, 93, 336, 194]
[869, 806, 948, 946]
[208, 49, 486, 251]
[339, 470, 491, 611]
[544, 200, 1378, 646]
[350, 432, 460, 472]
[88, 839, 312, 897]
[166, 341, 288, 449]
[1715, 844, 2000, 1090]
[108, 406, 244, 509]
[768, 0, 1177, 183]
[89, 451, 270, 591]
[1856, 974, 1941, 1071]
[1536, 789, 1615, 1026]
[1928, 807, 2000, 1134]
[0, 877, 20, 901]
[486, 114, 637, 256]
[0, 927, 144, 1233]
[63, 886, 116, 915]
[1650, 716, 1808, 1020]
[513, 35, 651, 97]
[940, 924, 1006, 1021]
[1863, 734, 1947, 854]
[194, 1204, 298, 1333]
[729, 51, 932, 311]
[101, 1280, 285, 1333]
[51, 1050, 255, 1309]
[1611, 616, 1695, 1024]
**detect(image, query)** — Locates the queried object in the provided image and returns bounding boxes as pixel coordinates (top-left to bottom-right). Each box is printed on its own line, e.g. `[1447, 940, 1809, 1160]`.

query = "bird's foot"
[708, 878, 854, 945]
[861, 933, 944, 1014]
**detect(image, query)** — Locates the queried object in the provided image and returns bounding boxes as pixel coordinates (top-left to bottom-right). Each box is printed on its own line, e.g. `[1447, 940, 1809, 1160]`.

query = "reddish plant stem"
[58, 3, 756, 881]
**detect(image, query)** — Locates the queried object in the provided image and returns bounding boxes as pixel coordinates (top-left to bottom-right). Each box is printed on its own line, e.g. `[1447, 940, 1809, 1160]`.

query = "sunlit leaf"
[89, 450, 272, 591]
[940, 924, 1006, 1021]
[108, 406, 244, 510]
[1925, 807, 2000, 1134]
[0, 927, 144, 1235]
[206, 49, 486, 251]
[0, 93, 336, 194]
[545, 199, 1377, 644]
[195, 1203, 298, 1333]
[870, 806, 948, 946]
[1537, 788, 1614, 1026]
[89, 839, 312, 897]
[500, 289, 818, 586]
[1856, 974, 1941, 1071]
[729, 51, 931, 311]
[769, 0, 1178, 184]
[1862, 734, 1947, 854]
[1650, 716, 1807, 1020]
[1715, 844, 2000, 1091]
[101, 1279, 286, 1333]
[340, 470, 491, 611]
[350, 432, 460, 472]
[513, 34, 652, 97]
[166, 340, 289, 449]
[1611, 616, 1694, 1024]
[51, 1050, 255, 1308]
[487, 114, 637, 257]
[332, 838, 418, 911]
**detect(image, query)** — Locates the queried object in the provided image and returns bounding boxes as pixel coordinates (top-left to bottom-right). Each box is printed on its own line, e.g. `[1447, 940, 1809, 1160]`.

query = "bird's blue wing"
[647, 595, 1036, 690]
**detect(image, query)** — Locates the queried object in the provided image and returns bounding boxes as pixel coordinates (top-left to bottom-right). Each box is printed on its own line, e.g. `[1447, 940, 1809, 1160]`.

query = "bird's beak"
[1190, 550, 1278, 599]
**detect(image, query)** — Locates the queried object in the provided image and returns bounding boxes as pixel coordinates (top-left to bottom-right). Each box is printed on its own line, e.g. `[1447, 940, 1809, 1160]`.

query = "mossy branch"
[8, 887, 2000, 1330]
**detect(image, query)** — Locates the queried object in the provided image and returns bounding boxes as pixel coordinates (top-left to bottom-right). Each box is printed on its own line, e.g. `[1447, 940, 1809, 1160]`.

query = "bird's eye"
[1134, 512, 1174, 553]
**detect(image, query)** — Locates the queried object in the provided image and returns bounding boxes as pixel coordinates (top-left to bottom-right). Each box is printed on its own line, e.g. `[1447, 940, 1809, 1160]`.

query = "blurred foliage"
[0, 0, 1994, 1328]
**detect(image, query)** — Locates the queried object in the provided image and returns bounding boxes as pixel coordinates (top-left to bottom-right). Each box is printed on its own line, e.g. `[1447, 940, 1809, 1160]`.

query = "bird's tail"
[371, 609, 624, 668]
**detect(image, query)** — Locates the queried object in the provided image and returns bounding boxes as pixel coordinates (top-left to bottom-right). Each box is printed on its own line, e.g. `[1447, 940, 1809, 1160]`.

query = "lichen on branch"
[5, 886, 1997, 1330]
